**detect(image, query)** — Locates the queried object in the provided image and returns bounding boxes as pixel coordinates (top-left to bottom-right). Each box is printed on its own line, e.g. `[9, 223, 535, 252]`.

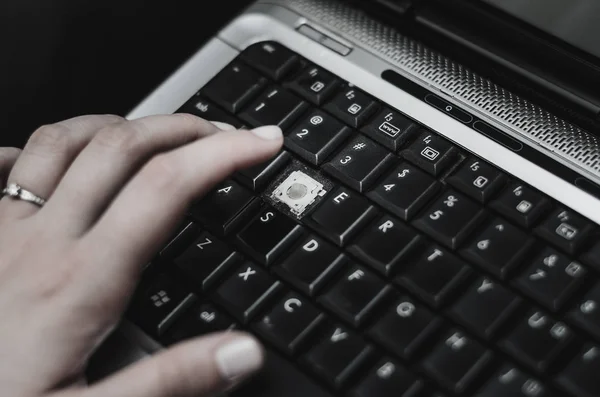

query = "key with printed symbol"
[402, 130, 458, 176]
[557, 343, 600, 397]
[161, 302, 236, 345]
[349, 358, 424, 397]
[287, 65, 340, 105]
[515, 247, 587, 312]
[568, 283, 600, 339]
[367, 162, 440, 221]
[324, 85, 378, 127]
[241, 41, 299, 81]
[536, 208, 594, 255]
[239, 86, 309, 130]
[177, 97, 244, 128]
[361, 108, 418, 151]
[490, 183, 550, 228]
[476, 365, 556, 397]
[447, 158, 507, 203]
[413, 190, 485, 249]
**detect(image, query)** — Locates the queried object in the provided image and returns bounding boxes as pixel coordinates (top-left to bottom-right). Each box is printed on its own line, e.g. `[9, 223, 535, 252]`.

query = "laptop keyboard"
[126, 41, 600, 397]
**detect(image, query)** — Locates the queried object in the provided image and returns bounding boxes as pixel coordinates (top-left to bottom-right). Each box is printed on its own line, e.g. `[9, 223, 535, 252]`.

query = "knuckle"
[26, 123, 72, 153]
[94, 121, 148, 154]
[0, 147, 21, 163]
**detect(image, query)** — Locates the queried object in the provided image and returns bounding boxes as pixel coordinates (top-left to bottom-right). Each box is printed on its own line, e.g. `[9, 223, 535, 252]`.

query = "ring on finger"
[2, 183, 47, 207]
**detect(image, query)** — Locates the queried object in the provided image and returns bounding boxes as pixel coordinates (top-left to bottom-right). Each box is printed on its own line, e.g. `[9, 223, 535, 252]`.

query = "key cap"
[367, 162, 440, 221]
[161, 302, 235, 345]
[212, 261, 280, 323]
[240, 86, 308, 130]
[449, 276, 521, 339]
[515, 248, 587, 312]
[159, 221, 201, 259]
[241, 41, 299, 81]
[306, 186, 377, 246]
[177, 96, 244, 128]
[174, 231, 238, 290]
[349, 358, 423, 397]
[422, 329, 493, 394]
[490, 183, 550, 228]
[568, 283, 600, 339]
[413, 190, 485, 249]
[286, 64, 340, 105]
[319, 263, 390, 326]
[349, 214, 420, 276]
[500, 309, 574, 373]
[557, 343, 600, 397]
[303, 324, 373, 389]
[275, 235, 346, 296]
[361, 107, 418, 152]
[254, 292, 323, 355]
[402, 130, 458, 176]
[324, 85, 378, 127]
[396, 245, 471, 308]
[203, 61, 266, 113]
[581, 239, 600, 272]
[236, 206, 303, 265]
[368, 296, 442, 360]
[285, 109, 351, 165]
[447, 158, 507, 203]
[476, 365, 556, 397]
[461, 218, 533, 278]
[236, 151, 290, 191]
[536, 208, 594, 255]
[191, 179, 259, 236]
[323, 134, 395, 192]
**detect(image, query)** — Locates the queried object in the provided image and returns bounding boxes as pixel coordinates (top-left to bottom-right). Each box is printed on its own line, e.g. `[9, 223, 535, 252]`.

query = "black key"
[569, 283, 600, 339]
[581, 240, 600, 272]
[254, 292, 322, 355]
[161, 302, 235, 345]
[402, 130, 458, 176]
[239, 86, 308, 129]
[287, 64, 340, 105]
[306, 186, 377, 246]
[323, 134, 395, 192]
[536, 208, 594, 254]
[324, 85, 378, 127]
[191, 179, 259, 236]
[461, 218, 533, 278]
[349, 358, 423, 397]
[557, 343, 600, 397]
[275, 235, 346, 296]
[447, 158, 507, 203]
[500, 309, 574, 373]
[449, 276, 521, 339]
[177, 96, 243, 128]
[367, 162, 440, 221]
[174, 232, 238, 290]
[368, 297, 442, 360]
[422, 329, 493, 394]
[304, 325, 373, 389]
[159, 221, 201, 259]
[236, 151, 290, 191]
[515, 247, 587, 312]
[285, 109, 351, 165]
[241, 41, 299, 81]
[413, 190, 485, 249]
[236, 206, 303, 265]
[203, 61, 266, 113]
[476, 365, 556, 397]
[349, 214, 420, 276]
[212, 261, 280, 323]
[361, 108, 418, 151]
[319, 263, 390, 326]
[490, 183, 550, 228]
[396, 245, 471, 308]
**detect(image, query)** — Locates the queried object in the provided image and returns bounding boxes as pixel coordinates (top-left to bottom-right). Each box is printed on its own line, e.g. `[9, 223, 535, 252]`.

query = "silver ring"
[2, 183, 47, 207]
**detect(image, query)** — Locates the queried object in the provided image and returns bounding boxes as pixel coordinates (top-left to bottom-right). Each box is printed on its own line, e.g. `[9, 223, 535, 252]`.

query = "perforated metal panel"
[262, 0, 600, 175]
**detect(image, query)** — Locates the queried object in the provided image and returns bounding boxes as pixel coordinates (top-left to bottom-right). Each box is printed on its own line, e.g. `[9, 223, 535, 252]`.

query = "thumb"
[82, 332, 264, 397]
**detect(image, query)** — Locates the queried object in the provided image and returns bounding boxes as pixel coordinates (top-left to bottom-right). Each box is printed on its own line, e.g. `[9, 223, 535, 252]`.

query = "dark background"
[0, 0, 253, 149]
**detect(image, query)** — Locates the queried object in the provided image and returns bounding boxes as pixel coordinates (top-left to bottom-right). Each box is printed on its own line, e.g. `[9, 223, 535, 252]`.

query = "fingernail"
[250, 125, 283, 140]
[215, 337, 264, 382]
[211, 121, 237, 131]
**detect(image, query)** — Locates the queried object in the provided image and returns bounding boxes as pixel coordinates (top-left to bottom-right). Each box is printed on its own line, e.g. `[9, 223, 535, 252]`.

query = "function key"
[349, 358, 423, 397]
[447, 158, 507, 203]
[536, 208, 594, 255]
[361, 107, 418, 151]
[490, 183, 550, 228]
[323, 134, 395, 192]
[235, 151, 290, 191]
[241, 41, 299, 81]
[285, 109, 351, 165]
[287, 65, 340, 105]
[239, 86, 308, 130]
[557, 343, 600, 397]
[161, 301, 236, 345]
[581, 239, 600, 272]
[568, 282, 600, 339]
[202, 61, 266, 113]
[402, 130, 458, 176]
[324, 85, 378, 127]
[476, 365, 556, 397]
[177, 97, 244, 128]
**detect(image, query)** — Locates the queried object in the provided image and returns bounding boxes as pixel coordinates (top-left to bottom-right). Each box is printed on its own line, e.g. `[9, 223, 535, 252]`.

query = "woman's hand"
[0, 114, 283, 397]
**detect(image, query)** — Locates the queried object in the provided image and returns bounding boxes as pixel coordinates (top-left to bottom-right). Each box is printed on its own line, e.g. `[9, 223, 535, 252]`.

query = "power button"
[425, 94, 473, 124]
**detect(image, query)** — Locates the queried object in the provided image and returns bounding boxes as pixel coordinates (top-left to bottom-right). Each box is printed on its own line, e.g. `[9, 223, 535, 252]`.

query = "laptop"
[113, 0, 600, 396]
